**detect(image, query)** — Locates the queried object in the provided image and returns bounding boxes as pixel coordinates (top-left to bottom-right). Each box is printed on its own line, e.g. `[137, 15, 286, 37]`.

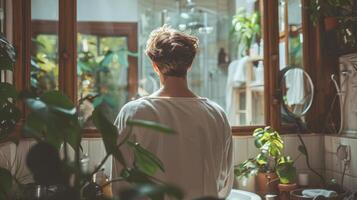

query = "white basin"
[226, 189, 261, 200]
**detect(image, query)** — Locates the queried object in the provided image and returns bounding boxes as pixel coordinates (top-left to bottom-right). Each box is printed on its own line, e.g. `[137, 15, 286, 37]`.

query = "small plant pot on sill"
[324, 17, 338, 31]
[256, 172, 279, 197]
[290, 188, 350, 200]
[278, 183, 298, 200]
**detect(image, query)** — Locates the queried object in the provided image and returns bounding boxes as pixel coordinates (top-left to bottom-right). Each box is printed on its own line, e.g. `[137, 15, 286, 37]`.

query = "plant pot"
[255, 172, 279, 197]
[278, 183, 298, 200]
[324, 17, 338, 31]
[235, 176, 256, 192]
[290, 188, 350, 200]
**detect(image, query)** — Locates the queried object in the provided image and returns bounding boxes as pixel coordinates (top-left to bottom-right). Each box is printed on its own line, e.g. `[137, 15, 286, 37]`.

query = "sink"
[226, 189, 261, 200]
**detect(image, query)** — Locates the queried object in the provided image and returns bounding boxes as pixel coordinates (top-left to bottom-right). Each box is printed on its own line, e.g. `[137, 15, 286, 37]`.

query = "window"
[10, 0, 294, 136]
[278, 0, 305, 127]
[139, 0, 266, 126]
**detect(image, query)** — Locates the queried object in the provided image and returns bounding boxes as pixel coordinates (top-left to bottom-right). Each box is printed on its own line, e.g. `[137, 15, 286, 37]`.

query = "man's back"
[113, 96, 233, 199]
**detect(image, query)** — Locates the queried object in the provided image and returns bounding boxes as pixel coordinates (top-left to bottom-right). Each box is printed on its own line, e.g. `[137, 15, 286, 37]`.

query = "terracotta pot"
[290, 188, 350, 200]
[255, 172, 279, 197]
[324, 17, 338, 31]
[278, 183, 298, 200]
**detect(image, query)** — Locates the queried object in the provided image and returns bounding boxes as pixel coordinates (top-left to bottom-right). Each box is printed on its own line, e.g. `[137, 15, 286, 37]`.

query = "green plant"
[231, 9, 261, 56]
[309, 0, 357, 25]
[0, 34, 20, 140]
[0, 89, 185, 200]
[235, 127, 296, 184]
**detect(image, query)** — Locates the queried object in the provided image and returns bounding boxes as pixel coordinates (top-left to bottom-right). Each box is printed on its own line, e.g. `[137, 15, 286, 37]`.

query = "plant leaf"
[298, 145, 307, 156]
[41, 91, 76, 115]
[92, 107, 125, 165]
[126, 120, 175, 134]
[126, 141, 164, 176]
[256, 153, 268, 165]
[276, 162, 296, 184]
[118, 183, 184, 200]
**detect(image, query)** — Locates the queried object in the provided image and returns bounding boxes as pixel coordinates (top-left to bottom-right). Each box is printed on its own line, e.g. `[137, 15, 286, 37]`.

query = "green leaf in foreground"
[92, 107, 125, 165]
[41, 91, 76, 115]
[119, 183, 184, 200]
[126, 120, 175, 134]
[127, 141, 164, 176]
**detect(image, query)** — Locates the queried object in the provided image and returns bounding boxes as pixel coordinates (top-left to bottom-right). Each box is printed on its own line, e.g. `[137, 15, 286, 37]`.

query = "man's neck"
[153, 76, 198, 98]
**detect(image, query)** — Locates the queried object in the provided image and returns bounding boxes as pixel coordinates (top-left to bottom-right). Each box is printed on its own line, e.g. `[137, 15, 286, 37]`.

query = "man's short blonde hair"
[145, 26, 199, 77]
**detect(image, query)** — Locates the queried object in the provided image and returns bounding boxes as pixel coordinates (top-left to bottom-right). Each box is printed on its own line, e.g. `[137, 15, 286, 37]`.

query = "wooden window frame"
[6, 0, 318, 140]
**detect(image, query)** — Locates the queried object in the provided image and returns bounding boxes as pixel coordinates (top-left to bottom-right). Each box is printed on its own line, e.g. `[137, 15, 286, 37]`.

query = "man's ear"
[152, 62, 161, 75]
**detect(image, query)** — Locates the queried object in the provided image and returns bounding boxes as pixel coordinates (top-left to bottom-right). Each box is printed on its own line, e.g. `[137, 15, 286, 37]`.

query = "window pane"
[278, 0, 305, 125]
[288, 0, 303, 67]
[0, 0, 5, 33]
[77, 0, 137, 123]
[139, 0, 265, 126]
[278, 0, 303, 69]
[31, 0, 59, 95]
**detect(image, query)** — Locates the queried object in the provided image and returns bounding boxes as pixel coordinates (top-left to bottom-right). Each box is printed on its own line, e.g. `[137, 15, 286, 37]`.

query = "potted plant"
[309, 0, 357, 31]
[276, 156, 298, 200]
[235, 127, 297, 197]
[231, 8, 261, 56]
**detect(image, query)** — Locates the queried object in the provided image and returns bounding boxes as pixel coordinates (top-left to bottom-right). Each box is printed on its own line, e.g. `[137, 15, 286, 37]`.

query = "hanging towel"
[226, 56, 250, 123]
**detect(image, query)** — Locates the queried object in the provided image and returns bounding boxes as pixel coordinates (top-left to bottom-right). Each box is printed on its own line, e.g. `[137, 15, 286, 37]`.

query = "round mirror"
[280, 66, 314, 119]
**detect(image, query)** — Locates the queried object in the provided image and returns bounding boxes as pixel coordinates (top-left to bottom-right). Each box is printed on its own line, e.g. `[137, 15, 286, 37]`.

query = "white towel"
[302, 189, 338, 198]
[226, 57, 251, 124]
[285, 68, 305, 105]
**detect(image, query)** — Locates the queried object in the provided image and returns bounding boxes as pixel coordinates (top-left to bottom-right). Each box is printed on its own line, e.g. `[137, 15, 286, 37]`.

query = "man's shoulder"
[121, 97, 152, 113]
[205, 98, 226, 115]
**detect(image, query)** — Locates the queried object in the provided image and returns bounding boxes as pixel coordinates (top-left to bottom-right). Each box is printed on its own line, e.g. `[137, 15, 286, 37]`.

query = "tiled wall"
[232, 134, 325, 189]
[324, 135, 357, 193]
[1, 134, 356, 193]
[0, 139, 112, 183]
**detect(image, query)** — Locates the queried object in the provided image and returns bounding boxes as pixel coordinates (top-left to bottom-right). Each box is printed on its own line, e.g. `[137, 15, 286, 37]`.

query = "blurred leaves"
[0, 34, 16, 71]
[92, 107, 126, 166]
[231, 9, 261, 56]
[23, 91, 80, 150]
[118, 183, 183, 200]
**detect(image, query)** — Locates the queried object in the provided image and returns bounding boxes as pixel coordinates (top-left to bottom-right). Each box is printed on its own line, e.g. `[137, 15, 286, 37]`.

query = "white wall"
[31, 0, 139, 22]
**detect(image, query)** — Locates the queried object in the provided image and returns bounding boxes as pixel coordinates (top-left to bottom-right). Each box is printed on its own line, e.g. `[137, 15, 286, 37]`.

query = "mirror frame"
[280, 65, 314, 119]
